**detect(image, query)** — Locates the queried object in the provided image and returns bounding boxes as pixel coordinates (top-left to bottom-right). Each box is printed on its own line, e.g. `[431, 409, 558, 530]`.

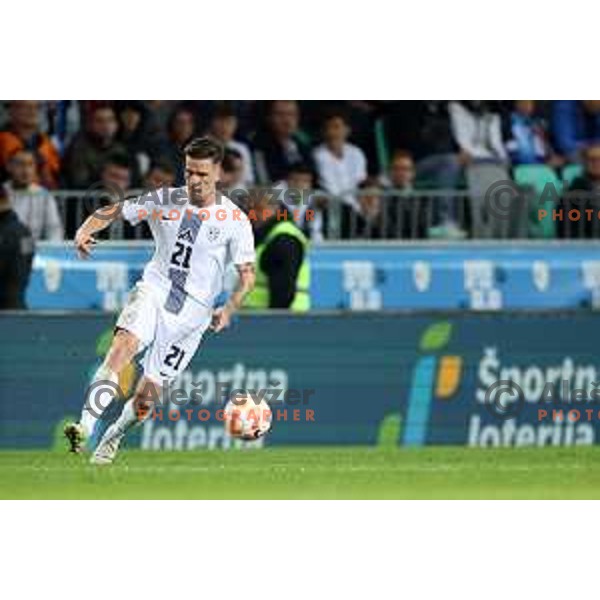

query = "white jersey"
[121, 187, 255, 312]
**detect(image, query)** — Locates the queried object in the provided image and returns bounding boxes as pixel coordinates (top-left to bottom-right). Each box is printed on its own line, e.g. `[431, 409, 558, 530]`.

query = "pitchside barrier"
[28, 241, 600, 311]
[1, 312, 599, 451]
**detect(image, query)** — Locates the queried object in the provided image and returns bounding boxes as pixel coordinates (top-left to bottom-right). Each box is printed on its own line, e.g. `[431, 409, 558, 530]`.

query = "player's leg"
[64, 329, 140, 453]
[82, 330, 140, 435]
[64, 284, 158, 453]
[91, 305, 210, 464]
[90, 375, 160, 464]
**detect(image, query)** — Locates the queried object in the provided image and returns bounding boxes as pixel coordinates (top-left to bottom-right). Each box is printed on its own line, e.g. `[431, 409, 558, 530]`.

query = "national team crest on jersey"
[178, 228, 194, 243]
[206, 226, 221, 242]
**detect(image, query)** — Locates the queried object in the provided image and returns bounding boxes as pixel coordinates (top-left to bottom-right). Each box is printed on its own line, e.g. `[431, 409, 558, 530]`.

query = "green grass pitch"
[1, 446, 600, 499]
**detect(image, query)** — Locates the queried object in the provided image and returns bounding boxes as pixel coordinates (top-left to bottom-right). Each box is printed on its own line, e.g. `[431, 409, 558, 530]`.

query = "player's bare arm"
[211, 262, 255, 332]
[74, 204, 122, 259]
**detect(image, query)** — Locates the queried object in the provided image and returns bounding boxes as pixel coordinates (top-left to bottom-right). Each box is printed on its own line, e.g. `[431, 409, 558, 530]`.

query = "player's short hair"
[184, 137, 225, 164]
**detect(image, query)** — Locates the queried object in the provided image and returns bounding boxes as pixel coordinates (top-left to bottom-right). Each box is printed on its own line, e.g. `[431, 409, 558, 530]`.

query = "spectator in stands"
[274, 162, 324, 240]
[207, 102, 255, 185]
[144, 101, 177, 137]
[380, 150, 422, 238]
[382, 101, 463, 189]
[4, 149, 63, 241]
[381, 149, 416, 190]
[99, 152, 140, 239]
[100, 151, 132, 195]
[253, 101, 313, 184]
[63, 105, 128, 189]
[158, 105, 197, 185]
[116, 101, 159, 184]
[557, 143, 600, 239]
[0, 101, 61, 189]
[303, 101, 380, 172]
[449, 101, 508, 163]
[0, 186, 34, 309]
[44, 101, 81, 155]
[551, 101, 600, 162]
[341, 177, 387, 240]
[381, 151, 441, 239]
[144, 160, 176, 191]
[141, 161, 176, 238]
[343, 101, 380, 173]
[313, 110, 368, 210]
[505, 101, 561, 166]
[220, 148, 247, 194]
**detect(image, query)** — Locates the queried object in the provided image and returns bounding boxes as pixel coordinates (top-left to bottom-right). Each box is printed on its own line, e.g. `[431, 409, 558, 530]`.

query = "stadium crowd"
[1, 100, 600, 243]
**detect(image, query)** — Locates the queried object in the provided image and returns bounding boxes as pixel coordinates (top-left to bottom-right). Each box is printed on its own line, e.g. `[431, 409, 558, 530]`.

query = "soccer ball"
[224, 393, 273, 440]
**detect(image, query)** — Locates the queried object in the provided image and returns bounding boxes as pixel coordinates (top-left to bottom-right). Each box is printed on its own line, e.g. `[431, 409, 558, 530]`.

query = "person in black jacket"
[253, 101, 314, 184]
[244, 190, 307, 309]
[0, 186, 35, 309]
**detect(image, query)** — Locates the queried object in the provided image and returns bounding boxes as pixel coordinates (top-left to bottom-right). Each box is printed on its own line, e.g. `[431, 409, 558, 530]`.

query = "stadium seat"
[513, 164, 562, 239]
[562, 163, 583, 187]
[513, 164, 562, 195]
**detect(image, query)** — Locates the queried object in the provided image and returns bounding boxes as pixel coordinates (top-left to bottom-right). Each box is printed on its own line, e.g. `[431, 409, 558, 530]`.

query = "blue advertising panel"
[28, 242, 600, 311]
[1, 313, 600, 450]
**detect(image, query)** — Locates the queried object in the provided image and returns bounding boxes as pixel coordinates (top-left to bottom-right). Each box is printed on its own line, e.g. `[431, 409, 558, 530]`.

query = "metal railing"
[10, 186, 600, 242]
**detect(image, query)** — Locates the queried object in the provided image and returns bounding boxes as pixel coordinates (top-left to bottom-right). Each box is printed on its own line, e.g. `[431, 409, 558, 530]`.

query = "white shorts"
[116, 282, 212, 383]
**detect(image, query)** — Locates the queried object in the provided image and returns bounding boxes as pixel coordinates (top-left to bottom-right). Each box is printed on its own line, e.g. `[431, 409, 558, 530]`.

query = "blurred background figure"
[313, 109, 368, 211]
[4, 149, 63, 241]
[143, 160, 176, 191]
[0, 186, 34, 309]
[243, 188, 310, 311]
[98, 151, 138, 240]
[143, 101, 177, 139]
[43, 101, 81, 155]
[207, 101, 255, 186]
[63, 104, 130, 189]
[383, 149, 416, 190]
[505, 100, 561, 167]
[383, 101, 462, 189]
[100, 151, 132, 195]
[275, 162, 324, 240]
[254, 101, 313, 184]
[220, 148, 247, 193]
[341, 177, 387, 239]
[552, 100, 600, 163]
[116, 101, 160, 185]
[158, 105, 197, 186]
[0, 101, 61, 189]
[449, 101, 507, 164]
[381, 150, 433, 239]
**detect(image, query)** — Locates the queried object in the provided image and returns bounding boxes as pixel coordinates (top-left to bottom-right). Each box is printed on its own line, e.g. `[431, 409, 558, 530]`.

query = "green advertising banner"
[1, 312, 600, 450]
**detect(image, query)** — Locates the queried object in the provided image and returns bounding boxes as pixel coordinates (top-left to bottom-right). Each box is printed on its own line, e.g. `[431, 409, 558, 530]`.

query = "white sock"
[80, 364, 120, 438]
[112, 398, 141, 435]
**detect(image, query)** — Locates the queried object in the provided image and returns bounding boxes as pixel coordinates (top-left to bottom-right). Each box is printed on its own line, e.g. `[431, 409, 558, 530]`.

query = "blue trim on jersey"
[164, 213, 203, 315]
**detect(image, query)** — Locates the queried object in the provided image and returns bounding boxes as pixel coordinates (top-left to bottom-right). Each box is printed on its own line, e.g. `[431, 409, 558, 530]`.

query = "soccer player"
[64, 137, 256, 464]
